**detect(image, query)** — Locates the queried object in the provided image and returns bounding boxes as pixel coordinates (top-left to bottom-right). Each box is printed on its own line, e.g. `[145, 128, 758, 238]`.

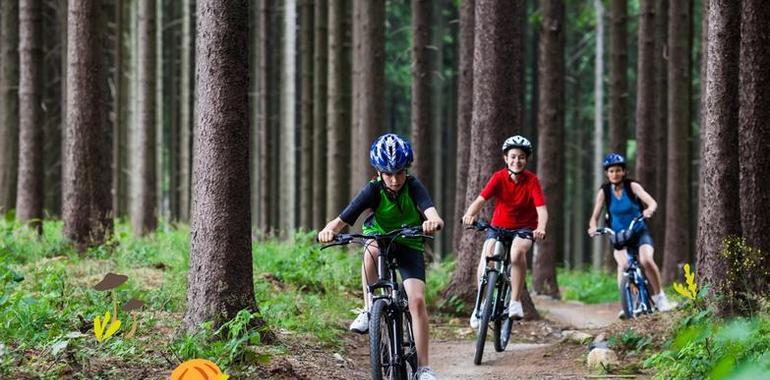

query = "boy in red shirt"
[461, 135, 548, 328]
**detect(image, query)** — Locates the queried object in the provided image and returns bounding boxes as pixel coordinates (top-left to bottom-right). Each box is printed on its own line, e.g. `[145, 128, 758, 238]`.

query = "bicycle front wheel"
[370, 299, 398, 380]
[474, 270, 497, 365]
[493, 280, 512, 352]
[620, 275, 653, 319]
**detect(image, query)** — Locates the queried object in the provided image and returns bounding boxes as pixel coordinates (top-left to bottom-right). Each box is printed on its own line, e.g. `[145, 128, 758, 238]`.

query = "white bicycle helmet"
[501, 135, 533, 156]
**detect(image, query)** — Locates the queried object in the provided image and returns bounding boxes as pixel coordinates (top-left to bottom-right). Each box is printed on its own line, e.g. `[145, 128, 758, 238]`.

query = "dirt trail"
[428, 298, 621, 379]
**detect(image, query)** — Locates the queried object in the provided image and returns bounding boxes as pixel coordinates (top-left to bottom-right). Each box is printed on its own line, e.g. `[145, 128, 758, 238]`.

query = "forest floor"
[261, 296, 676, 380]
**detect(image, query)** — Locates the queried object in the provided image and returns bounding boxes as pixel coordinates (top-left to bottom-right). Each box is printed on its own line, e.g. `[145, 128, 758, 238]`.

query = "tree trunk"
[112, 0, 127, 218]
[608, 0, 628, 156]
[17, 0, 44, 232]
[451, 0, 474, 253]
[312, 0, 328, 228]
[257, 0, 275, 232]
[42, 0, 64, 217]
[326, 0, 351, 221]
[350, 0, 384, 199]
[280, 0, 297, 234]
[738, 0, 770, 281]
[410, 0, 431, 192]
[63, 0, 112, 249]
[299, 0, 314, 230]
[526, 0, 539, 149]
[591, 0, 606, 270]
[178, 0, 192, 223]
[0, 0, 20, 214]
[131, 0, 156, 235]
[533, 0, 564, 298]
[652, 0, 668, 267]
[662, 0, 692, 284]
[634, 0, 656, 199]
[183, 0, 262, 332]
[696, 0, 740, 316]
[443, 0, 537, 319]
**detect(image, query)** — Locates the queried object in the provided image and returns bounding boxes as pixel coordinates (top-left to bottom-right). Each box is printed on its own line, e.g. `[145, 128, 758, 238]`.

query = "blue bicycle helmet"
[369, 133, 414, 173]
[602, 152, 626, 170]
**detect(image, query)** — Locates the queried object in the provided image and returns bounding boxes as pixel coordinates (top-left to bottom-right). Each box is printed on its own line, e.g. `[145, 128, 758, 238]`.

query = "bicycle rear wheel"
[370, 299, 398, 380]
[474, 270, 498, 365]
[493, 280, 512, 352]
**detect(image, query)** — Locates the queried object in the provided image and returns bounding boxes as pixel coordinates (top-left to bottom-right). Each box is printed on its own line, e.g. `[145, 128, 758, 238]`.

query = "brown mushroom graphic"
[93, 273, 129, 320]
[122, 298, 146, 339]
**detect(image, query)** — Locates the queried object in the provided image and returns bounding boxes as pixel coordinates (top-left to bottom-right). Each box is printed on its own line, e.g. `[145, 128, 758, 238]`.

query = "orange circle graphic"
[170, 359, 229, 380]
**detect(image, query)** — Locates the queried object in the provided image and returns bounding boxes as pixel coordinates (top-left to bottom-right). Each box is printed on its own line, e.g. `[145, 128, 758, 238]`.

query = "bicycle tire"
[474, 270, 498, 365]
[370, 299, 398, 380]
[493, 280, 512, 352]
[401, 311, 418, 379]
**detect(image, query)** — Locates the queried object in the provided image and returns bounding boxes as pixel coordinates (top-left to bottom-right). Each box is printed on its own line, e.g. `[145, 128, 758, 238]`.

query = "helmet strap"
[507, 168, 523, 181]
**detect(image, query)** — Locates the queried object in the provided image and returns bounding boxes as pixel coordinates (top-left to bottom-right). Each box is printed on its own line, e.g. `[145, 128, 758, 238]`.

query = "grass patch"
[0, 219, 451, 377]
[557, 268, 617, 304]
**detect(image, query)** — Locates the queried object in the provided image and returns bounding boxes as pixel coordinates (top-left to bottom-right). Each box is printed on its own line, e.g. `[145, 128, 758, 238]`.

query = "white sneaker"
[508, 300, 524, 320]
[349, 311, 369, 334]
[416, 366, 437, 380]
[469, 308, 480, 329]
[653, 293, 677, 312]
[617, 309, 627, 319]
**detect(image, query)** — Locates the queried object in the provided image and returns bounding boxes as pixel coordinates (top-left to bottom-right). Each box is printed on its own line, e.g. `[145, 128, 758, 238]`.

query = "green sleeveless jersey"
[362, 179, 424, 251]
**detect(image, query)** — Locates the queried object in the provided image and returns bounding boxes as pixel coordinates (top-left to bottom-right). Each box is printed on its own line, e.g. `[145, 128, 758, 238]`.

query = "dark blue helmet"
[602, 152, 626, 170]
[369, 133, 414, 173]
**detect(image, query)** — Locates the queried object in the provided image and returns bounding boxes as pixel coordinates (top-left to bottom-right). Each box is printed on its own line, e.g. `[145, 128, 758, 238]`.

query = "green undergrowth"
[0, 218, 368, 377]
[644, 306, 770, 379]
[557, 267, 617, 304]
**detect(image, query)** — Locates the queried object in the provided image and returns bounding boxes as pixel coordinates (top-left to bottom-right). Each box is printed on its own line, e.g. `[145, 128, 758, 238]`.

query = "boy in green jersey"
[318, 133, 443, 380]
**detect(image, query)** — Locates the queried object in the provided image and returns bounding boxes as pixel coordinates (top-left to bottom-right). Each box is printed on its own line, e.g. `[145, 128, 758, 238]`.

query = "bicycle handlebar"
[467, 219, 534, 241]
[593, 214, 645, 237]
[320, 225, 434, 250]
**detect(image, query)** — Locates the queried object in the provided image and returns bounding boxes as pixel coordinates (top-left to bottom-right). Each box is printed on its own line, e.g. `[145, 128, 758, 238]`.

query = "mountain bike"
[468, 220, 534, 365]
[593, 214, 654, 319]
[321, 226, 433, 380]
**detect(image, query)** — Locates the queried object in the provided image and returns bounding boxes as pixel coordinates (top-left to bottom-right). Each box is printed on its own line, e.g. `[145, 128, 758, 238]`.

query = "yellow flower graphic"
[673, 263, 698, 301]
[94, 311, 122, 343]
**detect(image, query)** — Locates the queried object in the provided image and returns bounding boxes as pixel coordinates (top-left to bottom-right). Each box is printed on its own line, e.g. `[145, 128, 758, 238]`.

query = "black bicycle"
[593, 215, 654, 319]
[468, 220, 534, 365]
[321, 226, 433, 380]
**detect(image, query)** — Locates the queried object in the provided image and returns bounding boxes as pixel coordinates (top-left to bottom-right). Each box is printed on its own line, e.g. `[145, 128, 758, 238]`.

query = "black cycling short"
[363, 241, 426, 282]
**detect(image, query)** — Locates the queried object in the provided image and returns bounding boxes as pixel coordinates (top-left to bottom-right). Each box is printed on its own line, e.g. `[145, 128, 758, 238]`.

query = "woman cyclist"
[587, 153, 675, 317]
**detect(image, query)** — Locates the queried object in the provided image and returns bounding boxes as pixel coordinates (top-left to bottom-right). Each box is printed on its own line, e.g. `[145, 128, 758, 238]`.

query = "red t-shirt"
[479, 169, 546, 229]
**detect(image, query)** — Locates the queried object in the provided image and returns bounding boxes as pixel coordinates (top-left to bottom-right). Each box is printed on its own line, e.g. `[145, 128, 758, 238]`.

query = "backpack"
[601, 179, 643, 228]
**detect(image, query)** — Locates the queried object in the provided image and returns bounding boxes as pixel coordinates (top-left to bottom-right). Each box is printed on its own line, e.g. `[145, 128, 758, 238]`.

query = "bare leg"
[404, 279, 429, 367]
[509, 238, 533, 301]
[362, 241, 379, 310]
[638, 245, 662, 294]
[613, 250, 629, 288]
[476, 239, 496, 293]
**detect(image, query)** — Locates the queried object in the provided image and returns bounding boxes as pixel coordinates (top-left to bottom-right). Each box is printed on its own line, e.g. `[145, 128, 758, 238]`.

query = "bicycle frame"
[595, 215, 654, 318]
[469, 220, 534, 364]
[473, 237, 512, 323]
[321, 226, 431, 379]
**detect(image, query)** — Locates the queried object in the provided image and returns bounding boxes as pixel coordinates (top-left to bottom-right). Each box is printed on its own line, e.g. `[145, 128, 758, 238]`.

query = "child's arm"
[534, 205, 548, 240]
[586, 190, 605, 236]
[318, 218, 349, 243]
[461, 196, 487, 225]
[422, 207, 444, 233]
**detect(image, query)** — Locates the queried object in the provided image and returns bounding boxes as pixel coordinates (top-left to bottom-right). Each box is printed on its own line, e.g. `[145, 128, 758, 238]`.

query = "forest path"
[428, 298, 621, 379]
